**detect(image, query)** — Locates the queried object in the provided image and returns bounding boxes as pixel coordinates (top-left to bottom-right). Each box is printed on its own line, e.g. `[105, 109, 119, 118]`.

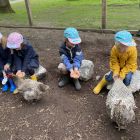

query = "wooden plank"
[0, 25, 139, 35]
[102, 0, 107, 29]
[24, 0, 33, 26]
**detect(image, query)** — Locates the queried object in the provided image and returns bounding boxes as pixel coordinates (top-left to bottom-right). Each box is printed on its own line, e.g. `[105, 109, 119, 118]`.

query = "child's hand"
[119, 77, 124, 81]
[16, 70, 21, 77]
[113, 74, 119, 81]
[21, 72, 25, 78]
[70, 69, 80, 79]
[4, 64, 10, 71]
[16, 71, 25, 78]
[74, 68, 80, 78]
[70, 69, 75, 78]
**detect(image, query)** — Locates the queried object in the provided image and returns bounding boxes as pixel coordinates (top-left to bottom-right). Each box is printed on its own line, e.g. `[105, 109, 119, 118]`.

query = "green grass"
[0, 0, 140, 29]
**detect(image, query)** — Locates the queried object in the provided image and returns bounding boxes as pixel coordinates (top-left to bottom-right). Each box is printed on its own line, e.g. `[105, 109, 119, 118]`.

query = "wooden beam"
[0, 25, 139, 36]
[102, 0, 107, 29]
[24, 0, 33, 26]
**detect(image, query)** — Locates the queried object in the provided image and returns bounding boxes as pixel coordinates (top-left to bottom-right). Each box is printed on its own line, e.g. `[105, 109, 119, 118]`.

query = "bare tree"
[0, 0, 15, 13]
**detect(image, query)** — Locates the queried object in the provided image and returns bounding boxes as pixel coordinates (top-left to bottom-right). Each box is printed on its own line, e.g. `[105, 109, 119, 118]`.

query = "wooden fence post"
[102, 0, 107, 29]
[25, 0, 33, 26]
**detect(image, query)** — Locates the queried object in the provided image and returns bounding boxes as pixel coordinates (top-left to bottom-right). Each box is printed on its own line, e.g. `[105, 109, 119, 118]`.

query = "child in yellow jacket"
[93, 30, 137, 94]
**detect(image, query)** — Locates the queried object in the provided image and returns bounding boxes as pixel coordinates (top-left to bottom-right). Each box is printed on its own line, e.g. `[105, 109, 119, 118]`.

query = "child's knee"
[124, 72, 133, 86]
[58, 63, 68, 74]
[29, 60, 39, 69]
[124, 79, 131, 86]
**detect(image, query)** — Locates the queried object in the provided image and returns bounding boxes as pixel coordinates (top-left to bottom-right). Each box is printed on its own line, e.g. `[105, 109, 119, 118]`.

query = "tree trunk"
[0, 0, 15, 13]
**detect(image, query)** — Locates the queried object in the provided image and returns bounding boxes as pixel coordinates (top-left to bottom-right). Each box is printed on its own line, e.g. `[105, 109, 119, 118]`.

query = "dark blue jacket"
[13, 38, 39, 72]
[0, 44, 12, 71]
[59, 42, 84, 71]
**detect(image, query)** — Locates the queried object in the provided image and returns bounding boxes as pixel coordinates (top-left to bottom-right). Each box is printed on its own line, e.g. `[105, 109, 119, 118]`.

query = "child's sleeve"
[59, 46, 73, 71]
[110, 46, 120, 76]
[6, 49, 13, 66]
[14, 53, 22, 71]
[60, 54, 73, 71]
[0, 57, 4, 71]
[22, 46, 36, 72]
[73, 46, 84, 69]
[119, 47, 137, 79]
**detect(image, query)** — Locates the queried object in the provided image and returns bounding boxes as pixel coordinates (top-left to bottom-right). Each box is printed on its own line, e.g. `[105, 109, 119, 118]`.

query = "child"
[0, 32, 17, 93]
[93, 30, 137, 94]
[7, 32, 39, 80]
[58, 27, 83, 90]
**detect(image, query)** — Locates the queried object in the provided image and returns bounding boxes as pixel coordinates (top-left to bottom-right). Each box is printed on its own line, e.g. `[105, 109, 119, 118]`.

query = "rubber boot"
[30, 74, 37, 81]
[58, 75, 69, 87]
[73, 79, 81, 91]
[8, 79, 18, 94]
[2, 83, 9, 92]
[93, 77, 107, 94]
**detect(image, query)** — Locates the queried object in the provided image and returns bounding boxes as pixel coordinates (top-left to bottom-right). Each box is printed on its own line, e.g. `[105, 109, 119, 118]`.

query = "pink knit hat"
[7, 32, 23, 49]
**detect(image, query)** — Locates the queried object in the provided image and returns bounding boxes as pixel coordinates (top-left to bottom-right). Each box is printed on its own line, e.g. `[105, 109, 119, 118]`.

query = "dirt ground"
[0, 27, 140, 140]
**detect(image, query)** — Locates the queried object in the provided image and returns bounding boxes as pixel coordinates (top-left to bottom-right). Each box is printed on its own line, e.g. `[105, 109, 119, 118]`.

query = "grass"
[0, 0, 140, 29]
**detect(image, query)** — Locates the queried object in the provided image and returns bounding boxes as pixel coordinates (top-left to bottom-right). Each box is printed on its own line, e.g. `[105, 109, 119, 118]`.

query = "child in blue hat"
[93, 30, 137, 94]
[58, 27, 83, 90]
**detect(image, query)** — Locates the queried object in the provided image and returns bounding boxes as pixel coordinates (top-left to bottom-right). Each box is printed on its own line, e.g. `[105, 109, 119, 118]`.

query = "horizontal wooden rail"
[0, 25, 139, 35]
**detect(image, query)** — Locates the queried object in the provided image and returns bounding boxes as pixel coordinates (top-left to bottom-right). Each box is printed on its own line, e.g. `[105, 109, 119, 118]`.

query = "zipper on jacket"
[66, 46, 75, 61]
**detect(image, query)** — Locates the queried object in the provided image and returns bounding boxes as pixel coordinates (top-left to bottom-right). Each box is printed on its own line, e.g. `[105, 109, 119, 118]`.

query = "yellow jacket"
[110, 45, 137, 79]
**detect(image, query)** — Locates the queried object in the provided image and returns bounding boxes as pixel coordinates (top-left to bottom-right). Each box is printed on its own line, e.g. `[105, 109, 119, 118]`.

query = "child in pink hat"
[7, 32, 39, 80]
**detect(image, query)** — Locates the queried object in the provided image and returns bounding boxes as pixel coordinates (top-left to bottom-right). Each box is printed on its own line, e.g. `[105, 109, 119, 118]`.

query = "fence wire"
[0, 0, 140, 30]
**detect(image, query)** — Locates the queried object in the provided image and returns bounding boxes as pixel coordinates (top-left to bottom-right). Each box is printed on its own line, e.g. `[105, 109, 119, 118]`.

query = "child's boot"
[2, 83, 9, 92]
[30, 74, 37, 81]
[8, 79, 18, 94]
[58, 75, 69, 87]
[73, 79, 81, 91]
[93, 77, 107, 94]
